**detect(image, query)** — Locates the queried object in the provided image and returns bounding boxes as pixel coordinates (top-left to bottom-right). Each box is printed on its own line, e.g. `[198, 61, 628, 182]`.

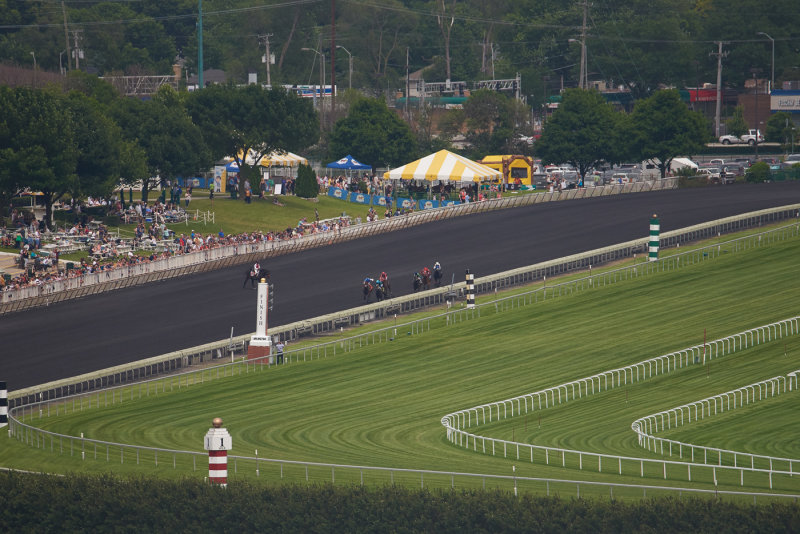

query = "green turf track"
[3, 228, 800, 498]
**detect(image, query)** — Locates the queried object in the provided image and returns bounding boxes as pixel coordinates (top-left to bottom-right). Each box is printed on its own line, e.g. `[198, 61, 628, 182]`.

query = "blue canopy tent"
[225, 160, 240, 172]
[326, 155, 371, 172]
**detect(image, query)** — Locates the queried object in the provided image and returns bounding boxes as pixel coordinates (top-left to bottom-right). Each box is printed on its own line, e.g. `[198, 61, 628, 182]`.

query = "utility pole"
[259, 34, 273, 86]
[578, 0, 588, 90]
[710, 41, 728, 139]
[70, 30, 83, 70]
[197, 0, 204, 89]
[61, 1, 71, 71]
[405, 47, 410, 119]
[330, 0, 336, 128]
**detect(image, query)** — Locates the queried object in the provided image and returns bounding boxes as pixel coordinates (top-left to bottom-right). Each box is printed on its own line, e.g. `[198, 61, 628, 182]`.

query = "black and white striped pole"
[466, 269, 475, 309]
[0, 381, 7, 428]
[648, 214, 660, 262]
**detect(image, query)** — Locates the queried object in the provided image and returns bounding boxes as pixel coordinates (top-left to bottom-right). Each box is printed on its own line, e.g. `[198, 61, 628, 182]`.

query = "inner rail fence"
[441, 317, 800, 493]
[0, 180, 678, 315]
[633, 369, 800, 482]
[8, 209, 800, 410]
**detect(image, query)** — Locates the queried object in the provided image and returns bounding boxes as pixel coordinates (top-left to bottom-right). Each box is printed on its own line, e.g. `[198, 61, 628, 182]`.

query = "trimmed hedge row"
[1, 472, 798, 533]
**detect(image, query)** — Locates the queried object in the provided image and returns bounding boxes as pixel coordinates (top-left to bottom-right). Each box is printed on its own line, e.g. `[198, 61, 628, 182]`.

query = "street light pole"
[336, 45, 352, 89]
[301, 47, 326, 126]
[757, 32, 774, 90]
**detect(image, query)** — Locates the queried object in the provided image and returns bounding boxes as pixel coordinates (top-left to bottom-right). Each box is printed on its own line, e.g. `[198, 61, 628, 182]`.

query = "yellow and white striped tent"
[383, 150, 501, 182]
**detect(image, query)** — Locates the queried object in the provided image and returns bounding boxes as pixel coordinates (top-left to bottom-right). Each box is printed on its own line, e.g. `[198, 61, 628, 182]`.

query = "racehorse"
[363, 279, 375, 302]
[374, 282, 386, 302]
[412, 272, 423, 292]
[433, 267, 443, 287]
[243, 267, 271, 288]
[420, 269, 432, 291]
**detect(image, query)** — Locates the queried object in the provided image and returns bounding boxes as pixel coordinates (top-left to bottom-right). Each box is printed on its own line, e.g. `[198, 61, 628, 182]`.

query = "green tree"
[295, 163, 319, 199]
[535, 89, 620, 180]
[765, 111, 793, 144]
[629, 89, 708, 178]
[745, 161, 770, 183]
[187, 84, 318, 199]
[328, 97, 416, 168]
[0, 87, 78, 229]
[111, 92, 210, 202]
[65, 92, 126, 202]
[725, 106, 748, 138]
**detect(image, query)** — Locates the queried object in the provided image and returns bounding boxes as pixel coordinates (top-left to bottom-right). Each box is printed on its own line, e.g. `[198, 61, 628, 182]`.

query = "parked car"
[781, 154, 800, 170]
[709, 158, 725, 166]
[697, 167, 721, 182]
[718, 130, 764, 145]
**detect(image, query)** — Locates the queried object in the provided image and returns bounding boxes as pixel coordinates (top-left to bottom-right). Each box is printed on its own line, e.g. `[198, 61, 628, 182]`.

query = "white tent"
[383, 150, 501, 182]
[670, 157, 698, 172]
[235, 149, 308, 167]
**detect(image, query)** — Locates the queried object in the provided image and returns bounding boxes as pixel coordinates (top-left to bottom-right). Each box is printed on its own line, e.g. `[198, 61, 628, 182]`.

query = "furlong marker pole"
[649, 214, 660, 262]
[204, 417, 232, 487]
[466, 269, 475, 309]
[0, 381, 7, 427]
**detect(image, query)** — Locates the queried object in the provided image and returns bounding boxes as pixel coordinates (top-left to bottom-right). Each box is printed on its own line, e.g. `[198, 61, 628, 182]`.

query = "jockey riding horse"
[433, 262, 443, 287]
[243, 262, 271, 288]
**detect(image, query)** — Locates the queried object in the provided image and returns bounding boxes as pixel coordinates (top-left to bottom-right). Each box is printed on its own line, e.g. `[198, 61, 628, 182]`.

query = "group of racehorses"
[363, 263, 443, 303]
[362, 273, 392, 303]
[412, 264, 442, 292]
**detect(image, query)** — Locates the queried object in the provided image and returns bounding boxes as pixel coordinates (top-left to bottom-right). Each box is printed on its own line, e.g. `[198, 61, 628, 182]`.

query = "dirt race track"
[2, 182, 799, 390]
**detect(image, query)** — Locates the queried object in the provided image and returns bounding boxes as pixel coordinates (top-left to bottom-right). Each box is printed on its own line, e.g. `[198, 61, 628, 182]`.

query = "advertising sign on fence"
[397, 198, 415, 209]
[418, 199, 439, 210]
[372, 195, 387, 207]
[327, 187, 347, 200]
[349, 192, 371, 205]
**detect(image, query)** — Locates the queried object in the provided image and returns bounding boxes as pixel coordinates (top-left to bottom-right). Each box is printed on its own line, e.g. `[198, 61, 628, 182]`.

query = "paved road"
[2, 183, 799, 390]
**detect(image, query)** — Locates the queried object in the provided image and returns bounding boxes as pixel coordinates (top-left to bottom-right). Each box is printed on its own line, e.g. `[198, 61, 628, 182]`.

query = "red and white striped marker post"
[204, 417, 232, 487]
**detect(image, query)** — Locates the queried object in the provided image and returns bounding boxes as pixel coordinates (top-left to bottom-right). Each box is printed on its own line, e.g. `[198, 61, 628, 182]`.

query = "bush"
[745, 161, 771, 183]
[295, 163, 319, 199]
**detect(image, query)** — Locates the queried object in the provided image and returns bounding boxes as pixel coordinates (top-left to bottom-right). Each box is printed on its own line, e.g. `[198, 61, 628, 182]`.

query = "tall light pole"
[336, 45, 352, 89]
[757, 32, 774, 91]
[59, 50, 67, 76]
[301, 47, 325, 126]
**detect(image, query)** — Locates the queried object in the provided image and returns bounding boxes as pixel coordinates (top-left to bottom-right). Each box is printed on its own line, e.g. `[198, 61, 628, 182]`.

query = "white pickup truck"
[718, 129, 764, 145]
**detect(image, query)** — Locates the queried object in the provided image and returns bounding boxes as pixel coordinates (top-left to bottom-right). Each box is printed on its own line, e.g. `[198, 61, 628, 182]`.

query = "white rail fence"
[440, 317, 800, 491]
[633, 371, 799, 487]
[0, 180, 678, 314]
[6, 410, 799, 501]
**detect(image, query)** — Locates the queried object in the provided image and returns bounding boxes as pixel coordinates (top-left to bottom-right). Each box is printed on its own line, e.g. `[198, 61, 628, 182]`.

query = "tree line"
[1, 0, 797, 102]
[0, 75, 319, 227]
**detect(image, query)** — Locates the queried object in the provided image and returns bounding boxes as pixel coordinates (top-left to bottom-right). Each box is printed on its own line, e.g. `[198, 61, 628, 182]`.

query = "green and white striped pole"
[648, 213, 660, 262]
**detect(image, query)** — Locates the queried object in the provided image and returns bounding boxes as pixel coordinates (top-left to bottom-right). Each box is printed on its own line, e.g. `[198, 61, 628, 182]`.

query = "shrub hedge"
[1, 473, 797, 533]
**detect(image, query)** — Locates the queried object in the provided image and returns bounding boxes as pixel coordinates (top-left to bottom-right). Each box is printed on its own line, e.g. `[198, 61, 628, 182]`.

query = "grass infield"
[2, 229, 800, 498]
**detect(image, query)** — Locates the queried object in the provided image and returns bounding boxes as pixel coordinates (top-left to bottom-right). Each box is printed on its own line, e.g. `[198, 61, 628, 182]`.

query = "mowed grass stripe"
[5, 235, 800, 492]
